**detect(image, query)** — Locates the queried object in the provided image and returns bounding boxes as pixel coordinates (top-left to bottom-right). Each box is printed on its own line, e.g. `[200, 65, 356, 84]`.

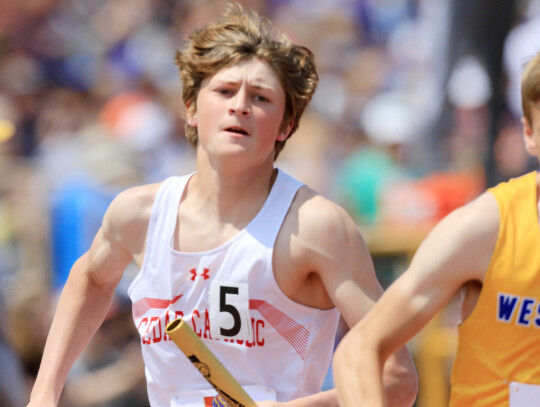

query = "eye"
[253, 94, 270, 102]
[217, 88, 233, 96]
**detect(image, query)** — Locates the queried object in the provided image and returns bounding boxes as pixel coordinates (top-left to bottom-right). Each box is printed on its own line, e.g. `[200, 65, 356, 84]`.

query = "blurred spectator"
[501, 0, 540, 179]
[0, 273, 27, 407]
[503, 0, 540, 121]
[61, 280, 147, 407]
[334, 91, 419, 225]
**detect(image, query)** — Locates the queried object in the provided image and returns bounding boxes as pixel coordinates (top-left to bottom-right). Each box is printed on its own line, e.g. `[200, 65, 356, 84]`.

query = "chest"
[174, 216, 243, 253]
[166, 212, 328, 309]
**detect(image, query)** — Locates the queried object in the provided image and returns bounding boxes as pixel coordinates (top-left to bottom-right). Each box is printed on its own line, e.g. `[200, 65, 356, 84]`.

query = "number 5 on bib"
[209, 281, 253, 342]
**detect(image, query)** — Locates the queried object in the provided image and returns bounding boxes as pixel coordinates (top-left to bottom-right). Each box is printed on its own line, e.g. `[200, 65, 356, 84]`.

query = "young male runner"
[28, 4, 417, 406]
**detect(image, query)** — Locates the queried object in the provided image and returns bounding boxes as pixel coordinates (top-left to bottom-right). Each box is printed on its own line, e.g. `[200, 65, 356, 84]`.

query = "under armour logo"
[190, 268, 210, 281]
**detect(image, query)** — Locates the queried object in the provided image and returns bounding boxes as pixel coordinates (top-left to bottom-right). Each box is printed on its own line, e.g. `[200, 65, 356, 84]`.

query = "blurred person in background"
[334, 91, 419, 226]
[59, 289, 148, 407]
[333, 50, 540, 406]
[501, 0, 540, 181]
[0, 292, 27, 407]
[0, 121, 28, 407]
[26, 4, 416, 407]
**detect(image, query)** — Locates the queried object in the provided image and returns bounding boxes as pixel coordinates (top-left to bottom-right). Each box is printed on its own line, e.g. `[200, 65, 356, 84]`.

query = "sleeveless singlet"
[128, 169, 340, 406]
[449, 171, 540, 406]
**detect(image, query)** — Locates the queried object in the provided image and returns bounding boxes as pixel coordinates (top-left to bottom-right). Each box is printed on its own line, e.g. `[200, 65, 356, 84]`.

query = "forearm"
[333, 331, 417, 407]
[333, 333, 386, 407]
[287, 389, 339, 407]
[29, 256, 118, 405]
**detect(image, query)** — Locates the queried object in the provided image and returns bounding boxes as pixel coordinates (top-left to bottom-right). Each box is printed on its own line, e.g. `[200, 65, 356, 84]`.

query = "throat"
[174, 219, 242, 253]
[175, 168, 278, 251]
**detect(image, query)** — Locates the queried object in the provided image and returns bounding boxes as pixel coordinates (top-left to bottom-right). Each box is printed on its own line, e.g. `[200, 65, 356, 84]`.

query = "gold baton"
[166, 318, 257, 407]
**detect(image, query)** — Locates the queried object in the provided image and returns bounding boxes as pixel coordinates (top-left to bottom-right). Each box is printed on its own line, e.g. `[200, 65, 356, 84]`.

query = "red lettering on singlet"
[203, 310, 213, 339]
[139, 311, 265, 348]
[138, 316, 160, 344]
[163, 311, 172, 342]
[152, 316, 163, 343]
[192, 309, 201, 337]
[137, 318, 151, 344]
[256, 319, 265, 346]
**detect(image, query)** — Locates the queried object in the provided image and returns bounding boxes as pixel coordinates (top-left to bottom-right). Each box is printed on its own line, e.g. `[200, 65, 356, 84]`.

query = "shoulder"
[106, 182, 162, 225]
[488, 170, 538, 208]
[410, 190, 499, 283]
[275, 185, 378, 311]
[291, 186, 362, 241]
[285, 186, 370, 268]
[102, 182, 163, 256]
[433, 190, 499, 243]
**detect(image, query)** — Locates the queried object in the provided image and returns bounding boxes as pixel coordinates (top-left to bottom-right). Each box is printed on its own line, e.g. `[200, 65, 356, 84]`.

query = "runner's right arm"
[26, 188, 148, 406]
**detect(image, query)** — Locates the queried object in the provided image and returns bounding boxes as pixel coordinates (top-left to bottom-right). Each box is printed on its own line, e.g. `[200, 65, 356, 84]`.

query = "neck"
[187, 160, 278, 225]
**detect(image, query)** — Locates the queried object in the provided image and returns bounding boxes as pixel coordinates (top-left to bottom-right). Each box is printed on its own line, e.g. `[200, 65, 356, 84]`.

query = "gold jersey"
[449, 171, 540, 406]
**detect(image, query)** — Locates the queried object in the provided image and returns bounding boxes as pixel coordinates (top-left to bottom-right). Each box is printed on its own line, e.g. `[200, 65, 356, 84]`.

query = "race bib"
[170, 385, 276, 406]
[170, 388, 218, 407]
[209, 281, 252, 341]
[509, 382, 540, 406]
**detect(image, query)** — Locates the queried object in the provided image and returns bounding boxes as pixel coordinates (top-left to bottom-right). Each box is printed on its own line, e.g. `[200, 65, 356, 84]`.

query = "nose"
[228, 91, 250, 117]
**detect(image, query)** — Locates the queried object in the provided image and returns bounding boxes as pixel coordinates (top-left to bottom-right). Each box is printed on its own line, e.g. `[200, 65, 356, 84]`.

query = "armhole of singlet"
[479, 179, 514, 295]
[128, 177, 177, 296]
[246, 169, 303, 247]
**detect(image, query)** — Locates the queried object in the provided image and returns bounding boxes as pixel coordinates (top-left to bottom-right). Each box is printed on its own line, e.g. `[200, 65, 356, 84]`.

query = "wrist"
[29, 384, 58, 405]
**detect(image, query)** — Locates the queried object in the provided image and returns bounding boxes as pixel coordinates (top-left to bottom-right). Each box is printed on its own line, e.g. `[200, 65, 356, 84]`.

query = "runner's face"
[189, 58, 291, 165]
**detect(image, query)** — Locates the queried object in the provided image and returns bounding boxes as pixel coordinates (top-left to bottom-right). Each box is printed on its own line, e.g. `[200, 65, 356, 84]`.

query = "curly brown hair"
[175, 3, 318, 159]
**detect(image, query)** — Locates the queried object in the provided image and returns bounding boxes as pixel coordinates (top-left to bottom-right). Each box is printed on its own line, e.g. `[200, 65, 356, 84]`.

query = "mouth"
[224, 126, 249, 136]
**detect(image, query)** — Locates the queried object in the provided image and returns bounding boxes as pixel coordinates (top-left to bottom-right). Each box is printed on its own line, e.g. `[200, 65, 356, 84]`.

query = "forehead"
[205, 58, 283, 91]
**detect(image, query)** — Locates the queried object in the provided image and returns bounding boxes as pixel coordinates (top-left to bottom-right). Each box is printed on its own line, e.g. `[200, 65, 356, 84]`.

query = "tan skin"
[27, 58, 417, 407]
[332, 102, 540, 407]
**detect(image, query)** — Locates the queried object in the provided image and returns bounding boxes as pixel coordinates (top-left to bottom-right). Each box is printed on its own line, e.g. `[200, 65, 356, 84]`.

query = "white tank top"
[128, 169, 340, 406]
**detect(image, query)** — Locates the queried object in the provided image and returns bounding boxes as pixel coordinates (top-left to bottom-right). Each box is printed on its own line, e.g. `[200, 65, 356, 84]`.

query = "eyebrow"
[213, 78, 277, 93]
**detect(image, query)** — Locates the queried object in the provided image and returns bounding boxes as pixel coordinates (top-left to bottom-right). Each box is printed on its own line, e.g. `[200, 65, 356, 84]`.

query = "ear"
[186, 99, 198, 127]
[522, 116, 536, 155]
[277, 120, 294, 142]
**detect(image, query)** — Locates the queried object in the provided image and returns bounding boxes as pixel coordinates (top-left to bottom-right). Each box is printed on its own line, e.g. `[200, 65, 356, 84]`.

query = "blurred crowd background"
[1, 0, 540, 406]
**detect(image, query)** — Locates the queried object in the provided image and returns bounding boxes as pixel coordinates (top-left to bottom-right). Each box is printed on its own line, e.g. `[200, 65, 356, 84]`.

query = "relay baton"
[166, 318, 257, 407]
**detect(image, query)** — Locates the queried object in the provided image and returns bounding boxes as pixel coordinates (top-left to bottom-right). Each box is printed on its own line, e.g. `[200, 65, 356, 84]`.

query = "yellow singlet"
[449, 171, 540, 406]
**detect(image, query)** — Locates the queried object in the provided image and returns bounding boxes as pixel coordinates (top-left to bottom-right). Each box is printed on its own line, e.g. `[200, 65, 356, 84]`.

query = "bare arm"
[276, 190, 418, 407]
[332, 191, 500, 407]
[27, 187, 151, 406]
[315, 198, 418, 407]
